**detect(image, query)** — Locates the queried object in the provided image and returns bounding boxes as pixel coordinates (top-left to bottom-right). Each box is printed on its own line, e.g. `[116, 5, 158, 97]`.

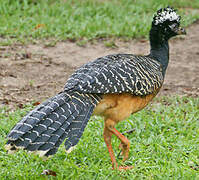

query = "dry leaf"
[41, 169, 57, 176]
[34, 24, 46, 30]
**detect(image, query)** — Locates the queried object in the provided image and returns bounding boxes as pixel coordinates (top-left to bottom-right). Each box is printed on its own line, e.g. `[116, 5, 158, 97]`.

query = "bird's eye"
[169, 23, 178, 30]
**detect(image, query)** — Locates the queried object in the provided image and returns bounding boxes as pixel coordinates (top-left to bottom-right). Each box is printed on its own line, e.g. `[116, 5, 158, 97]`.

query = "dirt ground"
[0, 20, 199, 109]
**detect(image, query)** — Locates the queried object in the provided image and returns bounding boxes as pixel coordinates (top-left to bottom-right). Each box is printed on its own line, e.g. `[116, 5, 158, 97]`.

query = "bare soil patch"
[0, 21, 199, 108]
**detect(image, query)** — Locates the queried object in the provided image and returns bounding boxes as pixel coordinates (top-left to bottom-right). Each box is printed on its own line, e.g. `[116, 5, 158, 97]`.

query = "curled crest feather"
[153, 6, 181, 26]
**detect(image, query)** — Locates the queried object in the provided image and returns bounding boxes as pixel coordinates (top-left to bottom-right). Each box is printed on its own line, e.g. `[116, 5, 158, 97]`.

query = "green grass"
[0, 1, 199, 179]
[0, 96, 199, 179]
[0, 0, 199, 44]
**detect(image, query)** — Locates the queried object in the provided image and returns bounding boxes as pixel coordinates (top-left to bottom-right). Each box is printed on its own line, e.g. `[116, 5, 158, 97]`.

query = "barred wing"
[64, 54, 163, 96]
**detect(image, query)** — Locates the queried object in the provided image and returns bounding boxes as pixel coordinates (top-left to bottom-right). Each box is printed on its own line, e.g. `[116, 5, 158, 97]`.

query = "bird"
[5, 7, 186, 170]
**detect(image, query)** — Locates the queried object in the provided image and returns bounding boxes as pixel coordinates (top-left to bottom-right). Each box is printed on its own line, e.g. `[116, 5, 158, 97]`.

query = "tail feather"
[27, 104, 84, 153]
[45, 100, 93, 156]
[6, 91, 101, 156]
[7, 93, 70, 141]
[42, 93, 96, 156]
[6, 99, 76, 150]
[64, 105, 93, 151]
[45, 112, 82, 156]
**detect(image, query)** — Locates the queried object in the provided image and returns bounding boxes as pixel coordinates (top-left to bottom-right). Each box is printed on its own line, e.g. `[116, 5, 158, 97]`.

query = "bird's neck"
[148, 27, 169, 77]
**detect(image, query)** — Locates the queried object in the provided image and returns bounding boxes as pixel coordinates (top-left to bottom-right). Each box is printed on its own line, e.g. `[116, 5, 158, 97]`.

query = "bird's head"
[152, 6, 186, 40]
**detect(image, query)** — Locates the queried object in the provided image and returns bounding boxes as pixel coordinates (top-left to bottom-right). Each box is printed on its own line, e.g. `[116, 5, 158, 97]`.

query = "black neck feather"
[148, 26, 169, 77]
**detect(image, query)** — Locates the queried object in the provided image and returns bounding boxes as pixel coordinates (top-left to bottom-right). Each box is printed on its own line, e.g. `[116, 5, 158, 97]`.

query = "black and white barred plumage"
[6, 54, 163, 156]
[6, 91, 101, 156]
[65, 54, 164, 95]
[6, 6, 184, 157]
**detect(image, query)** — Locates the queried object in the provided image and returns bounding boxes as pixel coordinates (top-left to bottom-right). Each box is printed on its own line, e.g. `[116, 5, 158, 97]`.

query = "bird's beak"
[176, 27, 186, 35]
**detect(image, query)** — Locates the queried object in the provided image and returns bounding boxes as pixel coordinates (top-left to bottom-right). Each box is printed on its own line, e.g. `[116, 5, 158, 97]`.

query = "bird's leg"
[118, 141, 129, 160]
[103, 126, 118, 169]
[118, 128, 136, 158]
[104, 119, 133, 170]
[111, 128, 130, 162]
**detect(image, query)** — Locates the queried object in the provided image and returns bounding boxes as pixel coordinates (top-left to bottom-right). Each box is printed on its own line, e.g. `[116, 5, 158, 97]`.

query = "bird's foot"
[118, 142, 129, 162]
[112, 162, 133, 171]
[118, 166, 134, 170]
[112, 165, 134, 170]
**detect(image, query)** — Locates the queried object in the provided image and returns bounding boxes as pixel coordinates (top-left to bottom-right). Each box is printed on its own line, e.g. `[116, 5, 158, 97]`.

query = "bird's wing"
[64, 54, 164, 96]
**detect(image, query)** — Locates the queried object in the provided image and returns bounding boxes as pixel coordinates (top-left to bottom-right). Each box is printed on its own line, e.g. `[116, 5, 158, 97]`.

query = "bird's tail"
[5, 91, 101, 156]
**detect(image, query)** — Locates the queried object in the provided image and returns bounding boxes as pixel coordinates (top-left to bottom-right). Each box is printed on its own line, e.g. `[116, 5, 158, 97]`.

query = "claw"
[118, 141, 129, 162]
[112, 165, 134, 170]
[118, 166, 134, 170]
